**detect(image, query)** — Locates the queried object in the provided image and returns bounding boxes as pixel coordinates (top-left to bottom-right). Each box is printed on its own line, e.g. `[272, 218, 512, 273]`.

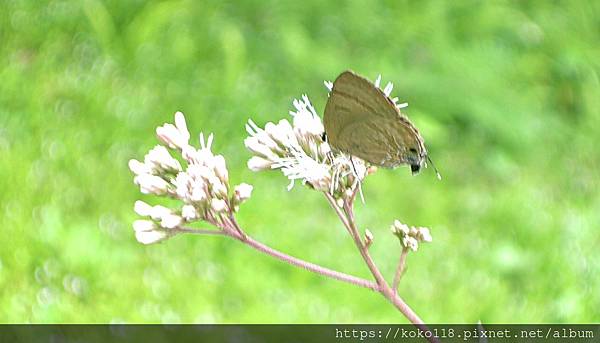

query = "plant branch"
[173, 227, 228, 235]
[179, 224, 379, 291]
[325, 192, 438, 343]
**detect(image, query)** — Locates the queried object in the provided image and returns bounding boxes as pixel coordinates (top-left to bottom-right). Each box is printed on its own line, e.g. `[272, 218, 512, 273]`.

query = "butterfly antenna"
[426, 155, 442, 180]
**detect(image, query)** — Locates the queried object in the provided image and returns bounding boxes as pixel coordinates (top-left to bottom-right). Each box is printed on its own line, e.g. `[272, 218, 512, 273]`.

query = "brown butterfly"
[323, 70, 440, 178]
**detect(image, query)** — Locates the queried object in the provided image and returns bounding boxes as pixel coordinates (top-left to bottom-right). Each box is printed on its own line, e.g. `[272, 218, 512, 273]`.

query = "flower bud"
[133, 220, 156, 232]
[128, 159, 151, 175]
[159, 213, 182, 229]
[247, 156, 273, 171]
[244, 136, 278, 160]
[134, 200, 153, 217]
[233, 183, 253, 204]
[145, 145, 182, 173]
[213, 154, 229, 183]
[134, 174, 170, 195]
[135, 230, 168, 245]
[210, 198, 227, 213]
[364, 229, 374, 248]
[181, 204, 198, 221]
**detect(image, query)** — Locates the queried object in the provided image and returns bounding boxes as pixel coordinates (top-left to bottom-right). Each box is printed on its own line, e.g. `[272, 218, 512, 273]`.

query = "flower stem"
[179, 225, 379, 291]
[238, 233, 379, 291]
[393, 247, 409, 294]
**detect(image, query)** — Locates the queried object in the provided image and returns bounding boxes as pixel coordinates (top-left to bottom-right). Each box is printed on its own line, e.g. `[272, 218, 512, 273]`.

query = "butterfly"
[323, 70, 440, 179]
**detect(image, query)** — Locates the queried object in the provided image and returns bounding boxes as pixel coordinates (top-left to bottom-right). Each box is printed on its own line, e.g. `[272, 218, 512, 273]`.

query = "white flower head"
[245, 93, 354, 195]
[391, 219, 433, 251]
[131, 111, 251, 245]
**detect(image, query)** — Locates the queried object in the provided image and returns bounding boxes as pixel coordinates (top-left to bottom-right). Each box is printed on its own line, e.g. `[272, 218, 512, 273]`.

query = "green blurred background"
[1, 0, 599, 323]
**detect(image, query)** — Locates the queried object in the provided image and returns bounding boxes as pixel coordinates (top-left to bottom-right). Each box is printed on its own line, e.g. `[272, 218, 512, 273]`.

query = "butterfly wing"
[334, 117, 424, 168]
[324, 70, 426, 168]
[324, 71, 398, 144]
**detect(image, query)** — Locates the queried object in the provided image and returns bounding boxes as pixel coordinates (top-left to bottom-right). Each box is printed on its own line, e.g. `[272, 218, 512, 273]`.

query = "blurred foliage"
[1, 0, 599, 323]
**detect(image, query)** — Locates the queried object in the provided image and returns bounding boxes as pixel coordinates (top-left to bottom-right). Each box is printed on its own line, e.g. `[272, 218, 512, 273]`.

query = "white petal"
[374, 75, 382, 88]
[245, 119, 262, 136]
[206, 133, 214, 149]
[244, 136, 278, 160]
[174, 111, 190, 142]
[383, 82, 393, 97]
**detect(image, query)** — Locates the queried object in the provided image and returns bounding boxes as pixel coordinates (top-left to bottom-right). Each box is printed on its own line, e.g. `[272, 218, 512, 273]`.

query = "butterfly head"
[405, 146, 441, 180]
[406, 147, 426, 175]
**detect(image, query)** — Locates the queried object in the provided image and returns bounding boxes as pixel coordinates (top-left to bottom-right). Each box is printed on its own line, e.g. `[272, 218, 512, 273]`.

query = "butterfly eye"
[409, 148, 418, 154]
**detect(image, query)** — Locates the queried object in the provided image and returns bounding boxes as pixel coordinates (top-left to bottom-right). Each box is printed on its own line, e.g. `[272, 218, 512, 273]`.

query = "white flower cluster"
[129, 112, 252, 244]
[245, 94, 367, 196]
[390, 220, 432, 252]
